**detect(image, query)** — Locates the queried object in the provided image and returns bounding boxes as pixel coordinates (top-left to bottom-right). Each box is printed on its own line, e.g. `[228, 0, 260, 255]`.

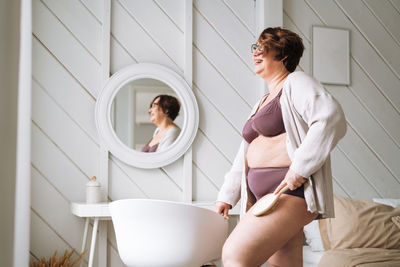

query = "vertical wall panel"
[195, 0, 255, 69]
[194, 6, 259, 106]
[110, 37, 137, 73]
[111, 0, 180, 73]
[283, 12, 311, 74]
[119, 0, 184, 70]
[111, 157, 182, 201]
[155, 0, 185, 31]
[81, 0, 104, 23]
[224, 0, 257, 36]
[193, 48, 251, 130]
[192, 132, 232, 189]
[194, 85, 242, 161]
[193, 165, 220, 201]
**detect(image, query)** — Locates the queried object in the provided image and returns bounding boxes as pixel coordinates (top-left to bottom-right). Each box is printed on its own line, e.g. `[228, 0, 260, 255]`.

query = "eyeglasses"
[150, 102, 159, 108]
[251, 43, 263, 53]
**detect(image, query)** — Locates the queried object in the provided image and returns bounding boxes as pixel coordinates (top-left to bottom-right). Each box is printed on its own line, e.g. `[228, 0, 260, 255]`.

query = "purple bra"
[242, 89, 285, 143]
[141, 143, 159, 153]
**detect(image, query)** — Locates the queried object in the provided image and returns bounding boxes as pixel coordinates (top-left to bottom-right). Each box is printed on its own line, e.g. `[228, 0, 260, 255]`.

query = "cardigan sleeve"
[288, 74, 347, 178]
[216, 140, 245, 208]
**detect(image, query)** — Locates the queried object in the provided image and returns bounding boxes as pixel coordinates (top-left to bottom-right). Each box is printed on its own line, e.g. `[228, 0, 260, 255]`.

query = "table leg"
[88, 218, 99, 267]
[80, 218, 89, 267]
[98, 221, 107, 267]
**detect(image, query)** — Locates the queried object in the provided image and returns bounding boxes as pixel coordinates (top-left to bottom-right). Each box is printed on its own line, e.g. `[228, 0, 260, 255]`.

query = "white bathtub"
[110, 199, 229, 267]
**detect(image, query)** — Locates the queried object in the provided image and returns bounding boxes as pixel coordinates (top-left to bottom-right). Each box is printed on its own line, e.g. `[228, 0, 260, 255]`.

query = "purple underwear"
[248, 166, 304, 200]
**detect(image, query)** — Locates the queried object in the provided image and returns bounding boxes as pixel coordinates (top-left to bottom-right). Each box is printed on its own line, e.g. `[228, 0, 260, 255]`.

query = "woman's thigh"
[267, 229, 303, 267]
[222, 195, 317, 267]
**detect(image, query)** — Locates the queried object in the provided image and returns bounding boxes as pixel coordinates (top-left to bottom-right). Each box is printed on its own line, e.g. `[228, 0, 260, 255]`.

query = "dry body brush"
[30, 249, 86, 267]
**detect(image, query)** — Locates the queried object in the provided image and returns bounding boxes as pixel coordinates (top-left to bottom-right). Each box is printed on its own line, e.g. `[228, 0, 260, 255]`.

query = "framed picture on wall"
[312, 26, 350, 85]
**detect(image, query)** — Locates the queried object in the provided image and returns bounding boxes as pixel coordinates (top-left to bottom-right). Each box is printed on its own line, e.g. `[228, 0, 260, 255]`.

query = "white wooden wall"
[283, 0, 400, 199]
[30, 0, 400, 266]
[31, 0, 258, 265]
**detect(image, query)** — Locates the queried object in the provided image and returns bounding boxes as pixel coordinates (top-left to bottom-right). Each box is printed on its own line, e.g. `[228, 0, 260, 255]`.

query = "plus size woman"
[215, 27, 347, 266]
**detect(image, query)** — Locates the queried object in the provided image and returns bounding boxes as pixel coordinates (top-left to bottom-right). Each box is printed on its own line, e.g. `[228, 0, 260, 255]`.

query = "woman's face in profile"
[149, 97, 167, 124]
[252, 43, 281, 78]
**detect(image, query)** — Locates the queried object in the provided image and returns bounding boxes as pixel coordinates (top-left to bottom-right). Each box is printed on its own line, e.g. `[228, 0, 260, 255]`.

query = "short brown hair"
[257, 27, 304, 73]
[150, 94, 180, 121]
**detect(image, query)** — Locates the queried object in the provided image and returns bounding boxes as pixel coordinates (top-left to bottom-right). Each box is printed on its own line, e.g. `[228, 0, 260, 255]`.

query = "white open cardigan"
[152, 127, 181, 152]
[216, 71, 347, 219]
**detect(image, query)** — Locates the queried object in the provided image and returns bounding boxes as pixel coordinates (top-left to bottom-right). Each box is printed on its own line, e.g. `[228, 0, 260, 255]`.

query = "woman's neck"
[264, 69, 290, 95]
[156, 119, 174, 132]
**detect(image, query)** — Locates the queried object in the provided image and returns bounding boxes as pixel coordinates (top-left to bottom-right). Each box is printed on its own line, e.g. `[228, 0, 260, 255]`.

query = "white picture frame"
[312, 26, 350, 85]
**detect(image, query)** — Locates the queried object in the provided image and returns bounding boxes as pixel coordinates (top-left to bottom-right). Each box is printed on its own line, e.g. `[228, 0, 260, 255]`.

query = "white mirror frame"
[95, 63, 199, 168]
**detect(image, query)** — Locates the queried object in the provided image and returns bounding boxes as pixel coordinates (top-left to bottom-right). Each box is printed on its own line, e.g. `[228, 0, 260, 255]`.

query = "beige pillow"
[393, 216, 400, 230]
[319, 194, 400, 250]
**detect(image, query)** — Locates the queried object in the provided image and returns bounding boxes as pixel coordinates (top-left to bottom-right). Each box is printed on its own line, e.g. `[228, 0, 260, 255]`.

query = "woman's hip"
[247, 166, 304, 200]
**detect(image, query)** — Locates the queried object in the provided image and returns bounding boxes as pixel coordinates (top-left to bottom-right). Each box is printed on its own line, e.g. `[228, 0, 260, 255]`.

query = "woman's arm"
[216, 140, 246, 208]
[288, 74, 347, 179]
[216, 101, 259, 208]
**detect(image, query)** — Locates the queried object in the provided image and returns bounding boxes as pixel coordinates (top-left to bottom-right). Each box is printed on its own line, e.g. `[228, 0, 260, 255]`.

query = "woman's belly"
[246, 133, 292, 168]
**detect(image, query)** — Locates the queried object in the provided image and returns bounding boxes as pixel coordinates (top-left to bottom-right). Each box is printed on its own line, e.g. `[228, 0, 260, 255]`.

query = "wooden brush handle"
[276, 185, 290, 197]
[251, 184, 291, 217]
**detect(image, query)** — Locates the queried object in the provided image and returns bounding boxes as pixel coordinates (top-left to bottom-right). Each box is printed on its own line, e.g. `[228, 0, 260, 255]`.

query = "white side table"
[71, 202, 111, 267]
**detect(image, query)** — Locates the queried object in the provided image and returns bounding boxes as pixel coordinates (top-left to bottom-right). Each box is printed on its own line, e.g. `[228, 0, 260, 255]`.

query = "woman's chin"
[254, 65, 264, 75]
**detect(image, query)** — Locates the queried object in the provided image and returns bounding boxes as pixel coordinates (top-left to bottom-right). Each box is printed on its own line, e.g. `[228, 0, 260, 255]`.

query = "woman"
[215, 27, 347, 266]
[141, 94, 181, 153]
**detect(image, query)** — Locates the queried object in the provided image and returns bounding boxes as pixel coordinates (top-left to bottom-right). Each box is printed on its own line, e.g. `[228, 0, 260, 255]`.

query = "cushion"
[303, 220, 325, 251]
[318, 248, 400, 267]
[393, 216, 400, 230]
[319, 194, 400, 250]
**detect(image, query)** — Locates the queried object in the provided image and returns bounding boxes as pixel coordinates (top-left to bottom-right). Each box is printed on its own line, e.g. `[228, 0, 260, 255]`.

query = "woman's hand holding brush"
[274, 168, 307, 195]
[252, 169, 307, 217]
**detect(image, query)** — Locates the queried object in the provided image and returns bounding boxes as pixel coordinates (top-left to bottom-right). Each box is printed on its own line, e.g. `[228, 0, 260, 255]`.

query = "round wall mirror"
[95, 63, 199, 168]
[112, 78, 184, 151]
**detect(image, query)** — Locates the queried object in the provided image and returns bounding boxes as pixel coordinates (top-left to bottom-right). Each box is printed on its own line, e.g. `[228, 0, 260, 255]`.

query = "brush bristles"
[253, 199, 280, 217]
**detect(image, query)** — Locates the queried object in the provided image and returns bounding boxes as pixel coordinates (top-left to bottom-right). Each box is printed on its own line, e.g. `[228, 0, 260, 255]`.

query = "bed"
[302, 196, 400, 267]
[303, 245, 325, 267]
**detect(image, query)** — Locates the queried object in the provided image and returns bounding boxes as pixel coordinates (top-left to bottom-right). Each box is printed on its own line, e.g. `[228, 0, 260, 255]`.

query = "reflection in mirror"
[111, 78, 183, 152]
